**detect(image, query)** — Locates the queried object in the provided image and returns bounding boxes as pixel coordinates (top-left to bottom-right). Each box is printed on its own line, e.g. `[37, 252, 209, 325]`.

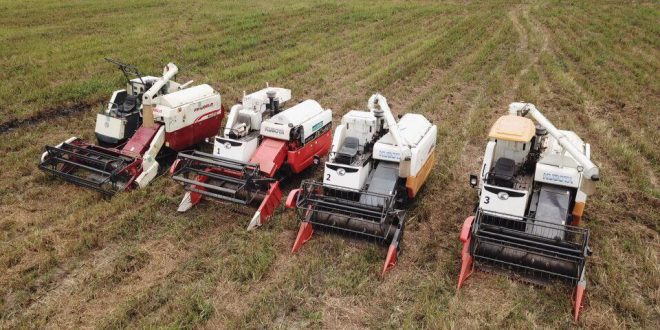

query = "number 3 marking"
[484, 196, 490, 204]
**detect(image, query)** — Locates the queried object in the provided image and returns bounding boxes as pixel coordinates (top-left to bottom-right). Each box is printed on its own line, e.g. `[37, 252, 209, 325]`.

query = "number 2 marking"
[326, 174, 331, 181]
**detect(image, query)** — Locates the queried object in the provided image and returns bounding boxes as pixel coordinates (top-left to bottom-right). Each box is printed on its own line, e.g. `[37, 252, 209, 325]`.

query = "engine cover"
[260, 100, 332, 143]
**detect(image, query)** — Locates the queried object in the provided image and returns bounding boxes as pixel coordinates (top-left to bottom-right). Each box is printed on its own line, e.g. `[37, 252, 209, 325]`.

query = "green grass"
[0, 0, 658, 329]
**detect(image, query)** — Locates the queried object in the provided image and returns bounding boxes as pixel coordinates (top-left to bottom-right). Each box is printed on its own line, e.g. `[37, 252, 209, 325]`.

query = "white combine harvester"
[39, 59, 223, 196]
[457, 102, 600, 321]
[286, 94, 437, 275]
[170, 86, 332, 229]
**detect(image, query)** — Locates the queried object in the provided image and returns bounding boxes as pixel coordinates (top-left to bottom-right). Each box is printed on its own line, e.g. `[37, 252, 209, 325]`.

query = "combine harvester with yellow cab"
[457, 102, 600, 321]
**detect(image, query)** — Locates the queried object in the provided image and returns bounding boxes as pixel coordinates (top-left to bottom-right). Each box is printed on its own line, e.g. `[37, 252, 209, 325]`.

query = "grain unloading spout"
[508, 102, 600, 181]
[142, 63, 179, 128]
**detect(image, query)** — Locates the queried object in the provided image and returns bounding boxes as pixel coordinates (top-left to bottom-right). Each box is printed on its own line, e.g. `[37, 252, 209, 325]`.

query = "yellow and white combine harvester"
[458, 102, 600, 321]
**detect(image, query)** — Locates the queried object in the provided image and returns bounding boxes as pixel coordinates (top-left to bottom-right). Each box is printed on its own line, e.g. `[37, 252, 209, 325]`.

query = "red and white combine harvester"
[286, 94, 437, 275]
[38, 59, 224, 196]
[170, 87, 332, 230]
[458, 102, 600, 321]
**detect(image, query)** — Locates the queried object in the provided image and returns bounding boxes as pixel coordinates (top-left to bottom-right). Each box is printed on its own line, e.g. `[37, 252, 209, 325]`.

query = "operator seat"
[120, 94, 139, 114]
[335, 137, 359, 165]
[488, 157, 516, 188]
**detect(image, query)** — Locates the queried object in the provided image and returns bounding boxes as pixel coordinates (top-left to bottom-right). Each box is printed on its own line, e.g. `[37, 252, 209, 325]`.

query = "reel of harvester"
[460, 209, 589, 283]
[288, 181, 405, 274]
[170, 150, 283, 229]
[39, 137, 141, 196]
[459, 209, 590, 321]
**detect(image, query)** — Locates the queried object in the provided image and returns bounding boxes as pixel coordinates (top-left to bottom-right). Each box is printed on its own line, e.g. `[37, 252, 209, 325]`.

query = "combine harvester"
[170, 87, 332, 230]
[39, 59, 224, 196]
[286, 94, 437, 275]
[457, 102, 599, 321]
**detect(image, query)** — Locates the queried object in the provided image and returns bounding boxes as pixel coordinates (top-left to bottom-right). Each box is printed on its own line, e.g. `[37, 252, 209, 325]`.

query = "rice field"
[0, 1, 658, 328]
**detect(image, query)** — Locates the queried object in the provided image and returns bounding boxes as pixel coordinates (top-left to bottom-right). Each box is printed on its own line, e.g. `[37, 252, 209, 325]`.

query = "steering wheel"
[107, 102, 120, 115]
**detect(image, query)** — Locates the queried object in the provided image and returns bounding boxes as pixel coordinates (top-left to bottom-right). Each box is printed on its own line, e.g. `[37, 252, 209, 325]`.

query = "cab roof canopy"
[489, 115, 536, 142]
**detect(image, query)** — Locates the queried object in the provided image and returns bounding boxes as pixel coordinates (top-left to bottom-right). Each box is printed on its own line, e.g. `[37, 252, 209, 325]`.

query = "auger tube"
[368, 94, 412, 177]
[509, 102, 600, 181]
[142, 63, 179, 128]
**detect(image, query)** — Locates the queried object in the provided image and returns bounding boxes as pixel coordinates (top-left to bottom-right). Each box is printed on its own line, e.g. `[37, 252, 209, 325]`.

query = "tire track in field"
[521, 7, 659, 327]
[507, 5, 548, 93]
[297, 14, 470, 106]
[366, 16, 530, 326]
[529, 10, 659, 200]
[434, 6, 585, 325]
[0, 101, 95, 135]
[532, 8, 659, 179]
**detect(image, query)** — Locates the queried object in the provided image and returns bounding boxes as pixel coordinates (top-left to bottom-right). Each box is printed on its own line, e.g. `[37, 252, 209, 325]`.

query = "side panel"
[324, 162, 371, 190]
[329, 124, 346, 155]
[479, 184, 528, 217]
[534, 163, 581, 188]
[95, 114, 126, 140]
[157, 93, 222, 133]
[406, 147, 435, 198]
[165, 112, 223, 151]
[301, 109, 332, 143]
[479, 140, 496, 183]
[214, 136, 259, 162]
[287, 129, 332, 173]
[260, 121, 291, 141]
[373, 142, 402, 162]
[409, 124, 437, 176]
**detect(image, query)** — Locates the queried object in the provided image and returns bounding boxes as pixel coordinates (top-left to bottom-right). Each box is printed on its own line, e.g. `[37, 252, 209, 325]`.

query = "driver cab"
[486, 115, 536, 188]
[474, 115, 537, 217]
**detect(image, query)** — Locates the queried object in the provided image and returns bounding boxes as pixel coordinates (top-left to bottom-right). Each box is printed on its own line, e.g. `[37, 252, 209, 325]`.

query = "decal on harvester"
[264, 127, 285, 135]
[312, 121, 323, 132]
[304, 122, 331, 144]
[193, 102, 213, 112]
[377, 150, 401, 161]
[542, 172, 574, 185]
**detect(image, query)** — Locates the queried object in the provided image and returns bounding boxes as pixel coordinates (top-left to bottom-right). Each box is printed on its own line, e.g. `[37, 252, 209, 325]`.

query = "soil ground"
[0, 1, 658, 328]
